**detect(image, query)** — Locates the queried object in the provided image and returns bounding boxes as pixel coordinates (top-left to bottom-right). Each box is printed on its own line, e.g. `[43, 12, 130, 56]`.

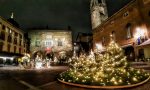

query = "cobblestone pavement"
[0, 62, 150, 90]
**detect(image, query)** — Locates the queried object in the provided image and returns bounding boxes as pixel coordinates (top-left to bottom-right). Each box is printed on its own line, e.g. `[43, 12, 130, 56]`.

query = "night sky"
[0, 0, 131, 40]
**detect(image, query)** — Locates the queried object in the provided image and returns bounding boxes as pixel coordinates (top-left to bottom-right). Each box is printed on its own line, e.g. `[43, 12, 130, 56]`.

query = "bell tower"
[90, 0, 108, 29]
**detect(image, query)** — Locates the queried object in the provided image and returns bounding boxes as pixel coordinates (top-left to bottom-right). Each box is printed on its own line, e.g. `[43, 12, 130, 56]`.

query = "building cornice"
[0, 16, 24, 33]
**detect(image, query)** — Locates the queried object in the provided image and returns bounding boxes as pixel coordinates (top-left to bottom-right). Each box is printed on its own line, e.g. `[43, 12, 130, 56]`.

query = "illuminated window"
[11, 31, 14, 37]
[45, 40, 52, 47]
[126, 23, 132, 39]
[6, 27, 9, 33]
[19, 40, 22, 46]
[149, 11, 150, 16]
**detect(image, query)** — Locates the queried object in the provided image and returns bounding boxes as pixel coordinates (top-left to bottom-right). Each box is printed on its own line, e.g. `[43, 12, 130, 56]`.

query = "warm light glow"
[95, 43, 103, 51]
[58, 37, 150, 86]
[134, 27, 146, 40]
[0, 56, 14, 60]
[35, 61, 43, 69]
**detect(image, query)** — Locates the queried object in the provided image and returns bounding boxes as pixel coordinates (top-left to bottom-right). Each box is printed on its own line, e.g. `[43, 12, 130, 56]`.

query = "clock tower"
[90, 0, 108, 29]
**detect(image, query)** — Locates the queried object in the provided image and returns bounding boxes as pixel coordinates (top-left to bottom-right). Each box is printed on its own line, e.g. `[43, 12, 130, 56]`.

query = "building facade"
[28, 30, 72, 57]
[0, 15, 27, 55]
[93, 0, 150, 60]
[76, 32, 93, 54]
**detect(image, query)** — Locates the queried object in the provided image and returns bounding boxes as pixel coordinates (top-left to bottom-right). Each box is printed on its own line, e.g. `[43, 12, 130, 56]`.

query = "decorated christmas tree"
[58, 38, 149, 87]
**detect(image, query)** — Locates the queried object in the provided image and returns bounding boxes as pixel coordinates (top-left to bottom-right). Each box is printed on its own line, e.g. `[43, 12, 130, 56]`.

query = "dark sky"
[0, 0, 131, 40]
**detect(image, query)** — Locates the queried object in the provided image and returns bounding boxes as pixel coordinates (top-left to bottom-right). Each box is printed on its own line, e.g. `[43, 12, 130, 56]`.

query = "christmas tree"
[59, 38, 149, 86]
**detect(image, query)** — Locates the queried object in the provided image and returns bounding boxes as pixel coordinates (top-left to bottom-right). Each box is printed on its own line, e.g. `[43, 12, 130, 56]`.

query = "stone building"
[92, 0, 150, 60]
[90, 0, 108, 29]
[0, 13, 27, 55]
[28, 30, 72, 58]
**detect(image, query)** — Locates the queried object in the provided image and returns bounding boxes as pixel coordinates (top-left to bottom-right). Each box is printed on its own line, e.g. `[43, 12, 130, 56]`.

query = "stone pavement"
[0, 62, 150, 90]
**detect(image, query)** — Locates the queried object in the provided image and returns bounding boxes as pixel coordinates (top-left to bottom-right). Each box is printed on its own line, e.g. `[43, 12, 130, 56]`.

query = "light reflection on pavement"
[0, 62, 150, 90]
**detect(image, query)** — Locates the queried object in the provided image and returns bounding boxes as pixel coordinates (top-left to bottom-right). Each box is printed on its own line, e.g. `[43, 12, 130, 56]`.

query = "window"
[46, 42, 51, 46]
[35, 40, 40, 47]
[149, 11, 150, 16]
[24, 43, 26, 47]
[126, 23, 132, 39]
[19, 48, 21, 53]
[14, 46, 16, 53]
[7, 34, 12, 43]
[6, 27, 9, 33]
[102, 37, 106, 46]
[19, 40, 22, 46]
[138, 49, 144, 59]
[9, 29, 12, 33]
[111, 31, 116, 40]
[0, 42, 3, 51]
[19, 34, 22, 39]
[2, 25, 5, 30]
[7, 44, 11, 52]
[0, 23, 2, 29]
[15, 32, 18, 37]
[123, 11, 129, 17]
[0, 31, 5, 40]
[14, 38, 17, 44]
[58, 40, 62, 46]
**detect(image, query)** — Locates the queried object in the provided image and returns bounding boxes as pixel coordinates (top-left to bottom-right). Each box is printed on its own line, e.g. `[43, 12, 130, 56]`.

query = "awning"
[0, 52, 23, 57]
[137, 39, 150, 47]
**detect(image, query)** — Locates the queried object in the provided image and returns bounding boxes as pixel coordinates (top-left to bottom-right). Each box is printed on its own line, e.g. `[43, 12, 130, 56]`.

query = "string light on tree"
[58, 35, 150, 86]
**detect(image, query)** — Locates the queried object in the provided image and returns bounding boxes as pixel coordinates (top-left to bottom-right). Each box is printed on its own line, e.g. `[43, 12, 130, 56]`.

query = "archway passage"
[123, 46, 135, 61]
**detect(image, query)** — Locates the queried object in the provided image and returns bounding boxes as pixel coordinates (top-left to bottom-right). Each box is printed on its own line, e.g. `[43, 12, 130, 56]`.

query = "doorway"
[123, 46, 135, 61]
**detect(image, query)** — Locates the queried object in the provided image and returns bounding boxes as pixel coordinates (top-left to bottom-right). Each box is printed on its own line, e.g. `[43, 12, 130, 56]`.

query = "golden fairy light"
[58, 37, 150, 86]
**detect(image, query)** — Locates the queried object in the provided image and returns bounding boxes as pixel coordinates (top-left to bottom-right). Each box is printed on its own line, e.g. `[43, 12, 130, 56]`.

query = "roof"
[7, 18, 20, 28]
